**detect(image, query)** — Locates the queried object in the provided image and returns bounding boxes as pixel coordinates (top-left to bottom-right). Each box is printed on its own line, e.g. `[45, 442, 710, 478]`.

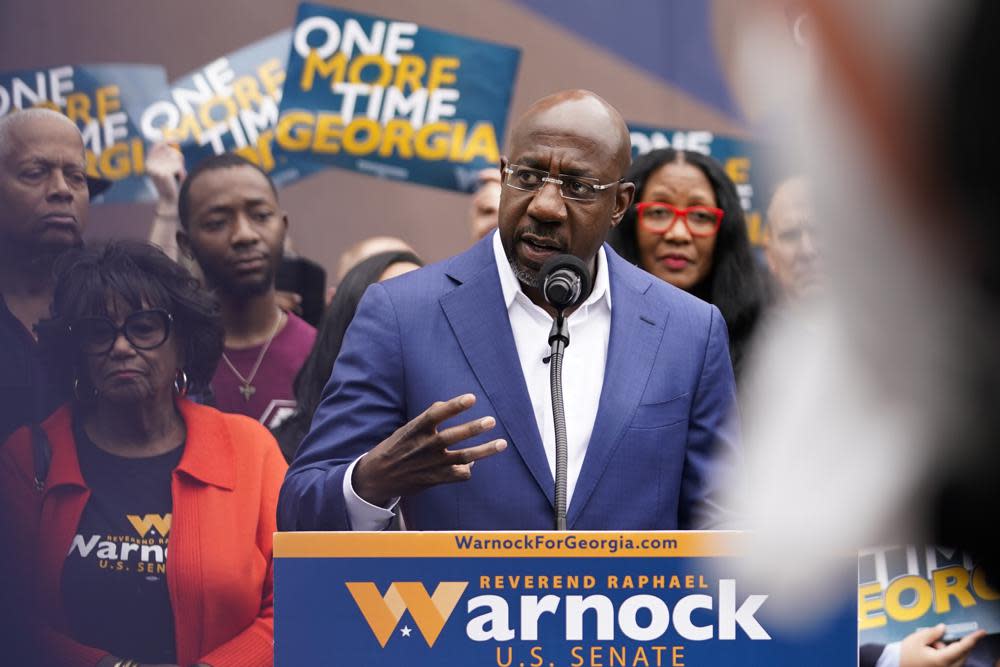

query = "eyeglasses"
[70, 309, 173, 356]
[503, 165, 621, 202]
[635, 202, 724, 237]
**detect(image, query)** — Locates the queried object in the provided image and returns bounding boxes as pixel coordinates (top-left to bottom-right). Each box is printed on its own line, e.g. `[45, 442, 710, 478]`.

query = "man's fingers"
[414, 394, 477, 431]
[937, 629, 986, 664]
[447, 439, 508, 465]
[438, 415, 496, 446]
[450, 463, 474, 481]
[439, 440, 508, 484]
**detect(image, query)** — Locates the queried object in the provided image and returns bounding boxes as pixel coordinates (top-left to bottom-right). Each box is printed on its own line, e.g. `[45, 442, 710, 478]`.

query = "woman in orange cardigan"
[0, 241, 285, 667]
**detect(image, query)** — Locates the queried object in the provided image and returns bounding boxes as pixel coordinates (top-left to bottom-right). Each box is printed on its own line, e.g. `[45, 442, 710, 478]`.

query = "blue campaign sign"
[274, 3, 521, 193]
[0, 64, 169, 204]
[138, 31, 323, 187]
[274, 532, 856, 666]
[628, 123, 772, 247]
[859, 545, 1000, 645]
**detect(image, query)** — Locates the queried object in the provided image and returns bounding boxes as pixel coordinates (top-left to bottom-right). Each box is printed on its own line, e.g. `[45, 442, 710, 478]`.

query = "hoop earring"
[73, 377, 98, 401]
[173, 369, 189, 397]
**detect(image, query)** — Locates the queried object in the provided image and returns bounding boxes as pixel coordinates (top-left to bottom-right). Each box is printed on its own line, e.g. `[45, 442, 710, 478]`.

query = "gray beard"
[509, 258, 540, 289]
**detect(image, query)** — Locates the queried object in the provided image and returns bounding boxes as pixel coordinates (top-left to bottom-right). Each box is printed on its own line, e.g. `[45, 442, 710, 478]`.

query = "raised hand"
[145, 142, 186, 207]
[353, 393, 507, 506]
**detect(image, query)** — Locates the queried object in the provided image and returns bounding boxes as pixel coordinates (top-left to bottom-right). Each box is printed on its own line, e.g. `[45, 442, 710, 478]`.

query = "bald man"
[336, 235, 416, 282]
[279, 90, 740, 531]
[764, 176, 821, 300]
[0, 109, 90, 441]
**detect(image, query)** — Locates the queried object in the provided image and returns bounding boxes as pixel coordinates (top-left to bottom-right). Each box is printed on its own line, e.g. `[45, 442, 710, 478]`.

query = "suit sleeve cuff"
[343, 454, 399, 531]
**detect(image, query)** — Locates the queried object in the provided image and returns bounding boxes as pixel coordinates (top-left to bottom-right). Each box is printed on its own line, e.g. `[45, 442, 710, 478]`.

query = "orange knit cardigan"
[0, 399, 287, 667]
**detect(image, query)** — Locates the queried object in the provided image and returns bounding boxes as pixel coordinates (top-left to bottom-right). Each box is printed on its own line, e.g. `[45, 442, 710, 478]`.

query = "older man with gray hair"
[0, 108, 90, 441]
[0, 106, 91, 665]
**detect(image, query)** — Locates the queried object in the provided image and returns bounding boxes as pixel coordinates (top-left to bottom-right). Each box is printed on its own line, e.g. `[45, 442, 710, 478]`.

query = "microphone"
[540, 254, 592, 313]
[538, 254, 591, 531]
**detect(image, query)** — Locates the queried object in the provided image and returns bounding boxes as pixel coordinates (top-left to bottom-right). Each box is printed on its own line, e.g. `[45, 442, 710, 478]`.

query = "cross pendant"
[239, 383, 256, 401]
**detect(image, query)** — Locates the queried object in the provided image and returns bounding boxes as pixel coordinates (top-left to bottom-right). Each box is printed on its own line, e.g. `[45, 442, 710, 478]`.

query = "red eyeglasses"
[635, 202, 724, 237]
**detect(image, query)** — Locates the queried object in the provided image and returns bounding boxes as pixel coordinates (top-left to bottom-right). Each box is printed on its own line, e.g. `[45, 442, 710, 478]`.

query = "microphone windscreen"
[540, 254, 592, 310]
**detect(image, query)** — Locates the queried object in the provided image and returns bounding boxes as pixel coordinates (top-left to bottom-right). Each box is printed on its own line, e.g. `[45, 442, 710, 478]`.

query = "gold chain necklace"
[221, 309, 285, 401]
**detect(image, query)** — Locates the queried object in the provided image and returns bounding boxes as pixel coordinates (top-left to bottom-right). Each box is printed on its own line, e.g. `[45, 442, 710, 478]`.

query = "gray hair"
[0, 108, 84, 163]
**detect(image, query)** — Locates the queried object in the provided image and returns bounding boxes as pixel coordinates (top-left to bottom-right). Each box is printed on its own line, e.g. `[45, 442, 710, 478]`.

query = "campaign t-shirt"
[211, 311, 316, 429]
[61, 420, 183, 664]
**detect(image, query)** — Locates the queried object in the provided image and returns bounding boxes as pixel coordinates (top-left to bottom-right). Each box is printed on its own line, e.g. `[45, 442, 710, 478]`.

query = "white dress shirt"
[343, 230, 612, 529]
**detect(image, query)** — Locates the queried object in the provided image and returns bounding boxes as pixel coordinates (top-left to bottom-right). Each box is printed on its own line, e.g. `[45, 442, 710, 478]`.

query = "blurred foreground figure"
[730, 0, 1000, 628]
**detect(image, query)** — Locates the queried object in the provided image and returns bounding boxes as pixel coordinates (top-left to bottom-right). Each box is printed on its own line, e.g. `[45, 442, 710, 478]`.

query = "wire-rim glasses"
[503, 165, 621, 202]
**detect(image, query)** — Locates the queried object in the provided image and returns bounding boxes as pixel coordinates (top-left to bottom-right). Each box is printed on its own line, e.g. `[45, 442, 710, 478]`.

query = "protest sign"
[274, 3, 521, 192]
[859, 544, 1000, 645]
[139, 31, 322, 187]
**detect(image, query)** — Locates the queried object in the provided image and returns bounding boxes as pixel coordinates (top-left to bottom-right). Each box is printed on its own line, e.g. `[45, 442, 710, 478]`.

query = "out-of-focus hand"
[353, 393, 507, 507]
[900, 624, 986, 667]
[146, 142, 186, 206]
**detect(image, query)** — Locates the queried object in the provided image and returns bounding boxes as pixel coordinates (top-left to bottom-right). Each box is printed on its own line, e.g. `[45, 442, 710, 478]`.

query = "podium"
[274, 531, 856, 666]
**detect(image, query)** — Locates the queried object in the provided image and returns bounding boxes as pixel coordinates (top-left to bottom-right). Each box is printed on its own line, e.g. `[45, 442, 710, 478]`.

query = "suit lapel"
[568, 250, 667, 527]
[439, 239, 554, 507]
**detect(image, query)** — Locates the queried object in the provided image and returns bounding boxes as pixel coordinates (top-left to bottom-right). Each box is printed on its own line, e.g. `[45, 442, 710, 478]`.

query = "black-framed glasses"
[503, 165, 621, 202]
[70, 309, 173, 356]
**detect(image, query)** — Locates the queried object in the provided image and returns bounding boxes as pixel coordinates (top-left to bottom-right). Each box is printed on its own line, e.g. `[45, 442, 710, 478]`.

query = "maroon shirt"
[211, 312, 316, 428]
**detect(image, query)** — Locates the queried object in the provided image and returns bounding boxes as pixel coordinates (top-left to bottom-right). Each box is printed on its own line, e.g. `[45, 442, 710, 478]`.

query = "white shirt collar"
[491, 229, 612, 315]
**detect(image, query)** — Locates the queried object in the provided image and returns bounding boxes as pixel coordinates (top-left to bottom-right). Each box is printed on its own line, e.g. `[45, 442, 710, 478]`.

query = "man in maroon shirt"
[177, 154, 316, 428]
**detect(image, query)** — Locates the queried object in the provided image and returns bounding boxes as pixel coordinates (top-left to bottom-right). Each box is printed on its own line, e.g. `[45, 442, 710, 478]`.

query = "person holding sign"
[279, 90, 740, 532]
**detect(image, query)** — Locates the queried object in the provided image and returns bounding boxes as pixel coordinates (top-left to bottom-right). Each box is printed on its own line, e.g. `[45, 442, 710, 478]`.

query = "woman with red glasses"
[609, 148, 767, 378]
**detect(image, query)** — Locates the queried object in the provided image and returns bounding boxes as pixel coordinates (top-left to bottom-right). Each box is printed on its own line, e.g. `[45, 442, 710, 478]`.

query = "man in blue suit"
[278, 90, 740, 531]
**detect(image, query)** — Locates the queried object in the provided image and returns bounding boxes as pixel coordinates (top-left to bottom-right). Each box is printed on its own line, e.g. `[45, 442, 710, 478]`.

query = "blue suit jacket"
[278, 236, 740, 531]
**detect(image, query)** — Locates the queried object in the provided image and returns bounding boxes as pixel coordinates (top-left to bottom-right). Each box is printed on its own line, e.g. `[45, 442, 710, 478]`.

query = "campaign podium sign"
[274, 531, 856, 666]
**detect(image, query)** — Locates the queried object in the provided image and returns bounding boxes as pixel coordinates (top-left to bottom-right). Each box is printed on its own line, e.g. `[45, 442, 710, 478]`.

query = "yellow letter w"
[346, 581, 467, 647]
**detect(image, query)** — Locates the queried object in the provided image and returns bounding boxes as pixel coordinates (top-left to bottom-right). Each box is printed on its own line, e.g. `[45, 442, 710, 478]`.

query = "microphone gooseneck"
[538, 255, 592, 531]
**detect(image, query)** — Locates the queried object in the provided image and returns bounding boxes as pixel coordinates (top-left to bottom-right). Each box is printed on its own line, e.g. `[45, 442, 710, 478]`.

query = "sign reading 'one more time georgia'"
[274, 3, 521, 193]
[274, 531, 856, 666]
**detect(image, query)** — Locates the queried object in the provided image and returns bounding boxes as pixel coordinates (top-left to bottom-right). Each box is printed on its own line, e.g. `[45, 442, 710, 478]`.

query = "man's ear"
[176, 227, 193, 259]
[610, 181, 636, 227]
